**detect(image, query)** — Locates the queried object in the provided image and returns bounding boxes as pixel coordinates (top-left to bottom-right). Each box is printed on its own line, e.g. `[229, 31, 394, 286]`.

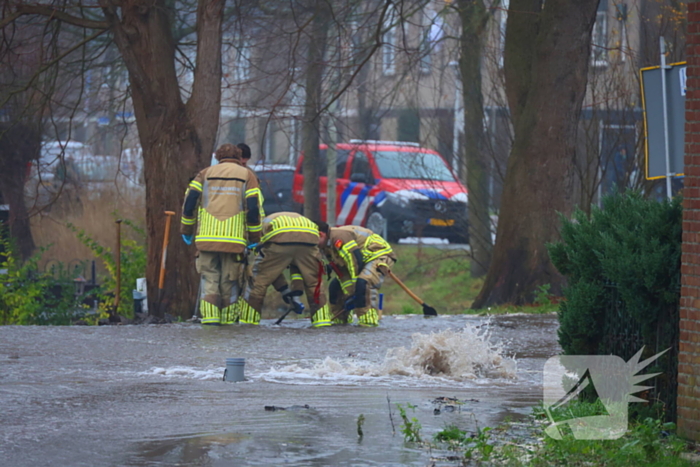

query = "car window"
[373, 150, 455, 181]
[335, 149, 349, 178]
[257, 170, 294, 199]
[350, 152, 374, 183]
[298, 149, 349, 177]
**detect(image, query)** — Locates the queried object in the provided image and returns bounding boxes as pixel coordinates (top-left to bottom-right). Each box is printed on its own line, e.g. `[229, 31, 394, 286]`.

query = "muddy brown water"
[0, 314, 560, 466]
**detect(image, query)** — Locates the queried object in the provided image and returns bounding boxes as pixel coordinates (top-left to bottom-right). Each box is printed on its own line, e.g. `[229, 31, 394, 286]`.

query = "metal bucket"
[223, 358, 245, 382]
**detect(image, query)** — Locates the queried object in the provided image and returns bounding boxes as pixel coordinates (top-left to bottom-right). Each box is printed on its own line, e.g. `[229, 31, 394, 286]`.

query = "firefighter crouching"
[317, 222, 396, 327]
[241, 212, 331, 327]
[180, 144, 262, 325]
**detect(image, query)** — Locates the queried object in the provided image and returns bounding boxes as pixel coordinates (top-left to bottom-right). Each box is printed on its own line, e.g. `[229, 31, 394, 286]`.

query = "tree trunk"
[301, 1, 329, 222]
[0, 122, 38, 261]
[457, 0, 492, 278]
[472, 0, 600, 308]
[101, 0, 223, 318]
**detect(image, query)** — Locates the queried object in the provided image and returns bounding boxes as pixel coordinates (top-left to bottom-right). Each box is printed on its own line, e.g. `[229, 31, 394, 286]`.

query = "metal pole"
[327, 110, 337, 226]
[490, 107, 497, 211]
[450, 61, 462, 172]
[114, 219, 122, 313]
[597, 120, 604, 207]
[660, 37, 673, 200]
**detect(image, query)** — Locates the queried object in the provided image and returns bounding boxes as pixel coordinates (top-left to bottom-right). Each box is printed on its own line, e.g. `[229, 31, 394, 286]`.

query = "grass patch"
[427, 401, 700, 466]
[380, 244, 558, 316]
[381, 244, 481, 315]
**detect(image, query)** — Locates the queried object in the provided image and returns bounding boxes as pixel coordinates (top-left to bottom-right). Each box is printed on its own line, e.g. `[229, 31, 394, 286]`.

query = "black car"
[252, 164, 302, 215]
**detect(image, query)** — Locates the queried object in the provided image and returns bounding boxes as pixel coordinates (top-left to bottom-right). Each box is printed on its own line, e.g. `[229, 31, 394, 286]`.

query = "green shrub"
[68, 215, 146, 317]
[548, 192, 681, 419]
[549, 192, 681, 356]
[0, 236, 90, 325]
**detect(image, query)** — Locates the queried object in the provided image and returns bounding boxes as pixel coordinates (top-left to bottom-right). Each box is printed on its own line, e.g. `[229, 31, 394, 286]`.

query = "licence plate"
[429, 218, 454, 226]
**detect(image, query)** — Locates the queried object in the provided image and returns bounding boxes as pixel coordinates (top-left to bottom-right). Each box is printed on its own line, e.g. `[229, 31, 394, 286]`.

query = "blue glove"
[182, 234, 193, 245]
[281, 288, 305, 314]
[247, 242, 258, 251]
[291, 297, 305, 314]
[344, 297, 355, 312]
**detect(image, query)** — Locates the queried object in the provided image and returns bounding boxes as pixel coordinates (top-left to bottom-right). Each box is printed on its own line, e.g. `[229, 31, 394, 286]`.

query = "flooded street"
[0, 314, 559, 466]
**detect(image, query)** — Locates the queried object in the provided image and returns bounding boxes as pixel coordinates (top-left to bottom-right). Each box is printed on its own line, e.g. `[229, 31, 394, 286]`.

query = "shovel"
[156, 211, 176, 314]
[387, 271, 438, 316]
[274, 306, 295, 325]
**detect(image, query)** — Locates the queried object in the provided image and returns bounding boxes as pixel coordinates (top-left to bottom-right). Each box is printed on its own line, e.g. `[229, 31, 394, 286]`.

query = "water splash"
[262, 322, 517, 384]
[142, 366, 223, 381]
[381, 322, 516, 380]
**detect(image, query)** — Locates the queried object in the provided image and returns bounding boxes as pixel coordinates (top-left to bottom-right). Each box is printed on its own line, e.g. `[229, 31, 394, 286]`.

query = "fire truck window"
[350, 153, 373, 184]
[336, 150, 349, 178]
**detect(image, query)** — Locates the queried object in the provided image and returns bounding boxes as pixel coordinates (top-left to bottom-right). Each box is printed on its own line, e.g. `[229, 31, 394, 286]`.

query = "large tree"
[300, 0, 330, 223]
[0, 16, 55, 261]
[3, 0, 224, 317]
[455, 0, 493, 278]
[472, 0, 600, 307]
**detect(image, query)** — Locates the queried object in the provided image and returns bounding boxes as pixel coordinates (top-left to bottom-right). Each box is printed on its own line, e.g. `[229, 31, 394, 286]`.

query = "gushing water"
[259, 321, 516, 386]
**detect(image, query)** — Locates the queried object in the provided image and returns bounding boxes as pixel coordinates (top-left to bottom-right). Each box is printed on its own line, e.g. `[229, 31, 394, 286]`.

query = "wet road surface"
[0, 313, 559, 466]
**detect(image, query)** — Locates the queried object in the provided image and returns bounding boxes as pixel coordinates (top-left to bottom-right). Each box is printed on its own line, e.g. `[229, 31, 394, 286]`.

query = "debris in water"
[357, 414, 365, 439]
[432, 396, 480, 405]
[431, 396, 480, 415]
[264, 404, 311, 411]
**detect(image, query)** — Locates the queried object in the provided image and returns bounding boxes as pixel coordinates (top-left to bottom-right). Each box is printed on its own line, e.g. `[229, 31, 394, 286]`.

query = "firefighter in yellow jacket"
[240, 212, 331, 327]
[316, 222, 396, 326]
[180, 144, 262, 325]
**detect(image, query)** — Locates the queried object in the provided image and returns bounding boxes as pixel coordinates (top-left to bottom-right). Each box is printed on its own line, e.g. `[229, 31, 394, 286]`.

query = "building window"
[382, 9, 397, 76]
[419, 7, 444, 75]
[498, 0, 509, 68]
[228, 118, 246, 145]
[233, 38, 251, 82]
[419, 10, 432, 74]
[615, 3, 628, 63]
[398, 108, 420, 143]
[592, 1, 608, 67]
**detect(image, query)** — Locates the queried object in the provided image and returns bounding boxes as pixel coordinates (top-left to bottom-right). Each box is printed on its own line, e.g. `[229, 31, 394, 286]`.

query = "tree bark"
[0, 122, 38, 261]
[472, 0, 600, 308]
[101, 0, 224, 318]
[301, 1, 329, 223]
[457, 0, 492, 278]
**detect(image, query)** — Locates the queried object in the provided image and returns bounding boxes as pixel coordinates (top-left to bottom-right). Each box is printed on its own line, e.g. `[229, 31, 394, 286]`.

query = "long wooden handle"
[158, 211, 176, 290]
[388, 271, 424, 306]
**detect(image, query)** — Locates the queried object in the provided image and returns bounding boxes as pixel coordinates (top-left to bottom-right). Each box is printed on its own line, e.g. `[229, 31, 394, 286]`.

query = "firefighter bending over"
[317, 222, 396, 327]
[180, 144, 262, 325]
[241, 212, 331, 327]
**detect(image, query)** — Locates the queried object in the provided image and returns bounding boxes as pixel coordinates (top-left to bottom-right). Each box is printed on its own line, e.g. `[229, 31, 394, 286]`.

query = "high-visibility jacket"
[260, 212, 319, 245]
[324, 225, 396, 281]
[180, 158, 262, 253]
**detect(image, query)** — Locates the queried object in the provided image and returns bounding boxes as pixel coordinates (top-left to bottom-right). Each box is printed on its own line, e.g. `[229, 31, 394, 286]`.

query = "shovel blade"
[274, 308, 294, 325]
[422, 303, 438, 316]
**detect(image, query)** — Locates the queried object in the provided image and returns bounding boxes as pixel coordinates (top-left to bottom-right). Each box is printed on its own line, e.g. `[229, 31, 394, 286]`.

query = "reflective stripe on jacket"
[260, 212, 319, 245]
[180, 159, 262, 253]
[325, 225, 396, 279]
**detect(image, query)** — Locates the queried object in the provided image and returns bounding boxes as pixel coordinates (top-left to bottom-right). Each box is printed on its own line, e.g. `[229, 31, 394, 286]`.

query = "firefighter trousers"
[242, 243, 330, 327]
[196, 251, 245, 325]
[329, 255, 394, 326]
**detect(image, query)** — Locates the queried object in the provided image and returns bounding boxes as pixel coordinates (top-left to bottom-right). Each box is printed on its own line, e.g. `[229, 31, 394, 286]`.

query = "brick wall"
[679, 0, 700, 442]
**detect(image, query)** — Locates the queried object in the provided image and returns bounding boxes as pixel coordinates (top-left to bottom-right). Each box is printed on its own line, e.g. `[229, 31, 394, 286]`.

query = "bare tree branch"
[0, 4, 110, 30]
